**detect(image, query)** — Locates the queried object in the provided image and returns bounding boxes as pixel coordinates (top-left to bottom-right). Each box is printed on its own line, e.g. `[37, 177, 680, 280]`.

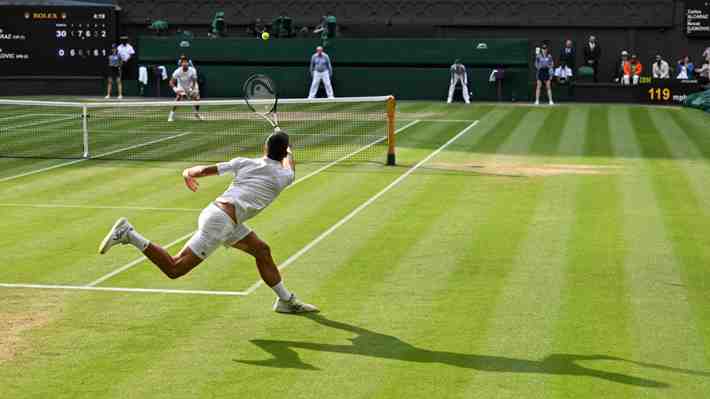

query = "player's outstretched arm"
[182, 165, 218, 192]
[282, 146, 295, 174]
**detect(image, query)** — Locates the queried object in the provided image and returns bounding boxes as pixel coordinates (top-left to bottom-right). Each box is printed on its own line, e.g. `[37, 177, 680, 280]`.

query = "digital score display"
[635, 78, 705, 105]
[686, 0, 710, 37]
[0, 6, 116, 76]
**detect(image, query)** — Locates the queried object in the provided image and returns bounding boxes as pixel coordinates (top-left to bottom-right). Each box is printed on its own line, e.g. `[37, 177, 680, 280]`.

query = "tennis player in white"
[447, 59, 471, 104]
[98, 131, 318, 313]
[168, 56, 202, 122]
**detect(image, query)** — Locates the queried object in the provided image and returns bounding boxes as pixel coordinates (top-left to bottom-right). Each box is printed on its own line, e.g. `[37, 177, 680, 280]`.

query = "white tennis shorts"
[187, 203, 252, 259]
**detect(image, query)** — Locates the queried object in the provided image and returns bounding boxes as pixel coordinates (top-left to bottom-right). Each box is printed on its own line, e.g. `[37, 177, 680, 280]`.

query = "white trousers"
[447, 75, 470, 103]
[308, 71, 334, 99]
[622, 74, 639, 86]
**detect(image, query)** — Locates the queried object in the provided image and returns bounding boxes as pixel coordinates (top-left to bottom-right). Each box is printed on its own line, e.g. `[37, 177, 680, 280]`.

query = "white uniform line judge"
[308, 46, 334, 99]
[447, 59, 470, 104]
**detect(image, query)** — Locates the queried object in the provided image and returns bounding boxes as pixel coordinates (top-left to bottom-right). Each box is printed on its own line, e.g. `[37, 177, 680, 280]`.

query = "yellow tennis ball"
[261, 31, 270, 40]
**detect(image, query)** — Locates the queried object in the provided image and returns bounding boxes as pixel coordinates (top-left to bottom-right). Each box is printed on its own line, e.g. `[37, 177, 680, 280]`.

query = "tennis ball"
[261, 31, 270, 41]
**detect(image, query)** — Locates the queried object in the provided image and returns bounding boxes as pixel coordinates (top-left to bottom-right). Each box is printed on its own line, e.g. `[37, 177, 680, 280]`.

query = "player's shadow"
[235, 314, 710, 388]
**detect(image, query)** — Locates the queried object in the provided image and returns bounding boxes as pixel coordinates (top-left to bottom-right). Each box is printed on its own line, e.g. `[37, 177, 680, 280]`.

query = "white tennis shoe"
[98, 217, 133, 254]
[273, 294, 319, 314]
[168, 111, 175, 122]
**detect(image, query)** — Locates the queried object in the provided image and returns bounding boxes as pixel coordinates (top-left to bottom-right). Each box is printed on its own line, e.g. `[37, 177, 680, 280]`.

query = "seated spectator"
[697, 61, 710, 84]
[652, 54, 670, 79]
[614, 50, 630, 83]
[559, 40, 575, 69]
[554, 61, 574, 84]
[622, 54, 643, 86]
[676, 56, 695, 80]
[704, 46, 710, 64]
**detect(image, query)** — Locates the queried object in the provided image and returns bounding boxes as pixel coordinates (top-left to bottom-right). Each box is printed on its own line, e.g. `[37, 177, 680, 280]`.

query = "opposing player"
[98, 131, 319, 314]
[168, 56, 202, 122]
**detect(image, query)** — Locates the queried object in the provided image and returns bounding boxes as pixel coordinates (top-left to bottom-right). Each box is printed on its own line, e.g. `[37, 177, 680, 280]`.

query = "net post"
[386, 95, 396, 166]
[81, 105, 89, 158]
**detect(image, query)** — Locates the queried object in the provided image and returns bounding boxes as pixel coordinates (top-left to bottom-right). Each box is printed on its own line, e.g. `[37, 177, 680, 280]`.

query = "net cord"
[0, 96, 392, 109]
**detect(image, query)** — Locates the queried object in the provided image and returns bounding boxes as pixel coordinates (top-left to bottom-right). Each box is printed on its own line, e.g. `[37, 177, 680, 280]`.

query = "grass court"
[1, 100, 709, 398]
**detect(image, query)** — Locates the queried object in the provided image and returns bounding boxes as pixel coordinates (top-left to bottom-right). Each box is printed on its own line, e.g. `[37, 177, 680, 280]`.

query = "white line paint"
[289, 119, 420, 189]
[0, 114, 78, 132]
[0, 113, 34, 121]
[0, 159, 87, 183]
[86, 232, 195, 287]
[83, 120, 422, 287]
[0, 113, 72, 121]
[0, 203, 201, 212]
[244, 120, 480, 295]
[400, 118, 479, 123]
[0, 131, 192, 183]
[0, 283, 247, 296]
[1, 121, 420, 210]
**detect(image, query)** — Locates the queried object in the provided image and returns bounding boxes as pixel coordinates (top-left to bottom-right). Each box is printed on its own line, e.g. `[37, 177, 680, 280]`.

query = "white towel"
[158, 66, 168, 80]
[138, 66, 148, 85]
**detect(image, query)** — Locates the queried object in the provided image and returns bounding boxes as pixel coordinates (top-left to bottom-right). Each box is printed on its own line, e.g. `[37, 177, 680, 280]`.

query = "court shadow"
[235, 314, 710, 388]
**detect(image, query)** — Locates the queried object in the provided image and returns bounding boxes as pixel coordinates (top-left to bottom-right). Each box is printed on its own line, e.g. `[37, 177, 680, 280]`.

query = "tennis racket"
[243, 74, 280, 131]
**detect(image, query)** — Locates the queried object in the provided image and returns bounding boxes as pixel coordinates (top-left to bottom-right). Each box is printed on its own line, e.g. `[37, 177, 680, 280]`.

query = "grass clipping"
[429, 161, 620, 177]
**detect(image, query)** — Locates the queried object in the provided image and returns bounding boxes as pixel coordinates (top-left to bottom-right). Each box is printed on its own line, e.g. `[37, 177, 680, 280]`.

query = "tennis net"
[0, 96, 397, 164]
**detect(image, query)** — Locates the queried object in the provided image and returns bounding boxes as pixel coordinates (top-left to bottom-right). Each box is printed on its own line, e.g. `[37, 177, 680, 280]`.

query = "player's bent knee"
[253, 241, 271, 259]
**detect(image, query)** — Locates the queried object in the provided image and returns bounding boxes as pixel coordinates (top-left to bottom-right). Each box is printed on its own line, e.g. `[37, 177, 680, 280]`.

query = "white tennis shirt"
[172, 66, 198, 90]
[216, 157, 295, 223]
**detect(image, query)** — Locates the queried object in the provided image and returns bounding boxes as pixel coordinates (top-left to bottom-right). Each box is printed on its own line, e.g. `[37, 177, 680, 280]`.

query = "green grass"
[1, 101, 709, 398]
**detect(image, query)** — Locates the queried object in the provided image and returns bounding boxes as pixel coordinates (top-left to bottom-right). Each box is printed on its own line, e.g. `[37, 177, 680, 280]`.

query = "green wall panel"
[138, 37, 529, 66]
[136, 37, 530, 100]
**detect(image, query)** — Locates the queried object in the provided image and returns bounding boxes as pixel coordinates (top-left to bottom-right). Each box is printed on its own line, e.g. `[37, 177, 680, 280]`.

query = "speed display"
[0, 5, 116, 76]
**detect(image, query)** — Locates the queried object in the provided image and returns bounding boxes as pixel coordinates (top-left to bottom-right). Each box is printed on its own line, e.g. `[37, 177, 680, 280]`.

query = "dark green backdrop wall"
[135, 37, 530, 101]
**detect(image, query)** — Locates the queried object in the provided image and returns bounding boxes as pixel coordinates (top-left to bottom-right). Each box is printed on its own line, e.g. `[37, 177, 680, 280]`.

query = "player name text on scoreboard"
[686, 0, 710, 36]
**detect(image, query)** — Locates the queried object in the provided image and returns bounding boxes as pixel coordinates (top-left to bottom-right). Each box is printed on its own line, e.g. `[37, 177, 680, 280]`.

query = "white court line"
[0, 113, 71, 121]
[243, 119, 480, 295]
[400, 118, 479, 123]
[0, 114, 78, 131]
[0, 131, 192, 183]
[289, 119, 420, 189]
[84, 120, 423, 288]
[0, 203, 201, 212]
[0, 283, 247, 296]
[0, 114, 34, 122]
[86, 232, 196, 287]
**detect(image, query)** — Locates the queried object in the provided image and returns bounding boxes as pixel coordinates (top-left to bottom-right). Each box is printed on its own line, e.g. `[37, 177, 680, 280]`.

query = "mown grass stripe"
[610, 106, 709, 397]
[651, 109, 710, 213]
[628, 107, 710, 371]
[529, 106, 570, 156]
[552, 105, 637, 397]
[665, 109, 710, 160]
[465, 107, 586, 398]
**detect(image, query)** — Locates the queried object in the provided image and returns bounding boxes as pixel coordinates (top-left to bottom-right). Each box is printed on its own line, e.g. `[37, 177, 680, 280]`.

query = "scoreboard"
[0, 6, 116, 76]
[685, 0, 710, 37]
[635, 78, 705, 105]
